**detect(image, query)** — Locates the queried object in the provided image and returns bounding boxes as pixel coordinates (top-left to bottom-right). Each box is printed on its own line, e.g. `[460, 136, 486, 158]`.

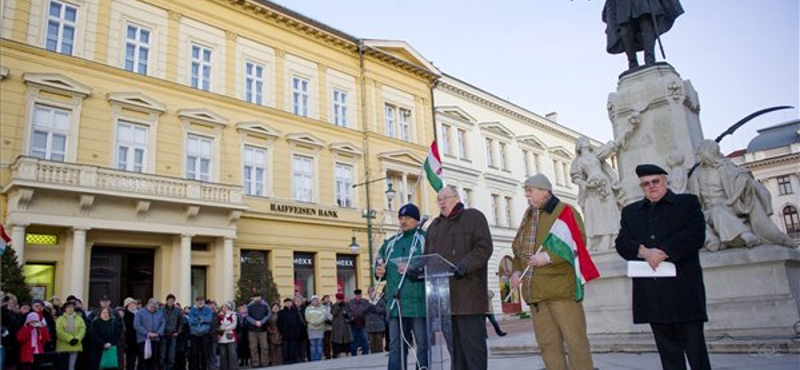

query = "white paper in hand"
[627, 261, 676, 278]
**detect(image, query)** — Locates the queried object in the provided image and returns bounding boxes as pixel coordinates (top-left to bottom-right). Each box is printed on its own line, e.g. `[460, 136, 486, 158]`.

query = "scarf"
[66, 313, 76, 333]
[512, 206, 541, 279]
[442, 202, 465, 219]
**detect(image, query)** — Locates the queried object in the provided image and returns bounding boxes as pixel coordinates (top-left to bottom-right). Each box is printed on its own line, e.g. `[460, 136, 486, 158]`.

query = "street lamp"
[351, 177, 397, 285]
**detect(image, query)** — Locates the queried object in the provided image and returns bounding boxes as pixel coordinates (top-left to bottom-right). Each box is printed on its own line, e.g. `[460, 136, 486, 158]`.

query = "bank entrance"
[89, 247, 154, 307]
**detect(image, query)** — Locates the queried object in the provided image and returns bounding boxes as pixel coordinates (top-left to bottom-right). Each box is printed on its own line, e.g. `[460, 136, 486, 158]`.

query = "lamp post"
[351, 177, 397, 286]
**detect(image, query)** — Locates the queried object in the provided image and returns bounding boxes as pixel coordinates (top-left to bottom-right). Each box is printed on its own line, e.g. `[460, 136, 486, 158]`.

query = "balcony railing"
[9, 157, 245, 208]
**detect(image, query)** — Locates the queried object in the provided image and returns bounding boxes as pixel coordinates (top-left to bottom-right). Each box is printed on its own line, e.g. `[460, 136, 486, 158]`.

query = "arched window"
[783, 206, 800, 239]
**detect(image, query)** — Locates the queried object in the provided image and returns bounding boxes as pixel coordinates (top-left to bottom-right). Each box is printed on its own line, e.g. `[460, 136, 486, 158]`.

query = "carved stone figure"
[666, 150, 687, 193]
[602, 0, 684, 69]
[688, 140, 797, 250]
[570, 137, 624, 251]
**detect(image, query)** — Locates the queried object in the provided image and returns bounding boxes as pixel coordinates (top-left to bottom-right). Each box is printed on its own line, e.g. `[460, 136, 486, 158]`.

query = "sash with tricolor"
[540, 205, 600, 301]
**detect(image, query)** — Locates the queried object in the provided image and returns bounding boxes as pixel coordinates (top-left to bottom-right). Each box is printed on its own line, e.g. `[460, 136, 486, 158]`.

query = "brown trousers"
[531, 299, 594, 370]
[248, 331, 269, 367]
[368, 332, 385, 354]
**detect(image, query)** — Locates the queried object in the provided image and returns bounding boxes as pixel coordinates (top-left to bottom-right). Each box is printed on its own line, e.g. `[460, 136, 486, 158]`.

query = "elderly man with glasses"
[615, 164, 711, 370]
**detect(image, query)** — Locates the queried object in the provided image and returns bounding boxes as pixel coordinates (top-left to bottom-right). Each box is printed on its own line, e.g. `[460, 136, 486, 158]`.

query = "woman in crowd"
[218, 301, 239, 370]
[236, 303, 251, 367]
[17, 312, 51, 370]
[330, 293, 353, 359]
[304, 296, 330, 361]
[267, 302, 283, 366]
[55, 301, 86, 370]
[121, 298, 138, 370]
[87, 307, 121, 370]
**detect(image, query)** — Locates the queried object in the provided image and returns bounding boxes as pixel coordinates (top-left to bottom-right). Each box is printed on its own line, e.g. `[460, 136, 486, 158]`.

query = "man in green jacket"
[511, 174, 596, 370]
[375, 203, 427, 370]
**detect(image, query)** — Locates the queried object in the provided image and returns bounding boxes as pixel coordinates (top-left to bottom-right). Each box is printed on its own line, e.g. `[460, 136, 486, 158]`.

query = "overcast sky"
[274, 0, 799, 154]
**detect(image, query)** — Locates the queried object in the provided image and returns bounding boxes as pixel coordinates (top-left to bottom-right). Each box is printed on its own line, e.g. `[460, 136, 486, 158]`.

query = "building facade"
[0, 0, 441, 306]
[434, 74, 600, 314]
[728, 119, 800, 242]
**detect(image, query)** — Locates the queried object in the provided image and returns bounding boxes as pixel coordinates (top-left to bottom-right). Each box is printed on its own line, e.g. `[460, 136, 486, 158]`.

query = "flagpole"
[408, 169, 425, 200]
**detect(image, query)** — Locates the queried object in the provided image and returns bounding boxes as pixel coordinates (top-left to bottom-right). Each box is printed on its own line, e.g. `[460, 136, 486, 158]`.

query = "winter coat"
[55, 313, 86, 352]
[276, 307, 305, 340]
[426, 204, 493, 315]
[217, 311, 238, 344]
[347, 298, 371, 328]
[329, 302, 353, 344]
[162, 305, 183, 335]
[245, 300, 271, 332]
[304, 304, 330, 339]
[188, 305, 213, 336]
[16, 324, 51, 363]
[365, 297, 387, 333]
[133, 308, 165, 343]
[377, 229, 427, 317]
[616, 191, 708, 324]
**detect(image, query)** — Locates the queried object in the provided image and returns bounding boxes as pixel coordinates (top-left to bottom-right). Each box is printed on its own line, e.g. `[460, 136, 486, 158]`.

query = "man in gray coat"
[426, 185, 493, 370]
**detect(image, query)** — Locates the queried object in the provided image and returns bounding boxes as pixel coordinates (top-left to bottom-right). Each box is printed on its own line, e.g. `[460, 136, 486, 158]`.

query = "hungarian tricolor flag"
[0, 224, 11, 256]
[540, 206, 600, 301]
[424, 141, 444, 192]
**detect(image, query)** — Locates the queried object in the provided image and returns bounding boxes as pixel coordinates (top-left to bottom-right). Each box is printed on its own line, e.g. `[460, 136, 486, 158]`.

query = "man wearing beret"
[615, 164, 711, 370]
[375, 203, 428, 370]
[427, 185, 493, 370]
[510, 174, 598, 370]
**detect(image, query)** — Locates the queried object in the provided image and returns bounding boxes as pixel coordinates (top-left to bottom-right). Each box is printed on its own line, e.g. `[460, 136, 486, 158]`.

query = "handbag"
[99, 345, 118, 369]
[225, 332, 234, 340]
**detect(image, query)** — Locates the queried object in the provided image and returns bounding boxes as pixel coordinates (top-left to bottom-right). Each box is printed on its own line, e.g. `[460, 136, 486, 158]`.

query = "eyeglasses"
[639, 178, 663, 188]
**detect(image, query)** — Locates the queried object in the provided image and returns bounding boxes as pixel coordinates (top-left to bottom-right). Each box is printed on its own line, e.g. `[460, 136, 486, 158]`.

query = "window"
[186, 135, 212, 181]
[243, 146, 266, 196]
[398, 109, 410, 141]
[45, 1, 77, 55]
[293, 154, 313, 202]
[457, 129, 468, 159]
[505, 196, 514, 227]
[190, 266, 207, 303]
[31, 104, 69, 161]
[332, 89, 347, 126]
[191, 44, 212, 91]
[245, 61, 264, 105]
[385, 105, 396, 138]
[441, 125, 452, 155]
[784, 206, 800, 235]
[292, 76, 309, 117]
[778, 176, 793, 195]
[462, 188, 472, 209]
[116, 121, 148, 172]
[335, 163, 354, 207]
[124, 24, 150, 75]
[491, 194, 500, 226]
[553, 160, 563, 186]
[532, 153, 540, 175]
[499, 142, 509, 171]
[485, 138, 495, 167]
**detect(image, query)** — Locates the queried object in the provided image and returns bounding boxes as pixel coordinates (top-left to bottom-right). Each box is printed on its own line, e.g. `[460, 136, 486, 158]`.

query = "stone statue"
[570, 137, 625, 251]
[602, 0, 684, 69]
[688, 140, 797, 251]
[666, 150, 687, 193]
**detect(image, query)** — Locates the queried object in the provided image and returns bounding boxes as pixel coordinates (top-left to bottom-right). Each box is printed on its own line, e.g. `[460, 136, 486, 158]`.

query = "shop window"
[336, 254, 356, 297]
[293, 252, 315, 298]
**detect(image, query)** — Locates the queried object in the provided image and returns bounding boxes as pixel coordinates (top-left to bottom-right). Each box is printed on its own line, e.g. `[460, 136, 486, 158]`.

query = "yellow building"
[0, 0, 440, 306]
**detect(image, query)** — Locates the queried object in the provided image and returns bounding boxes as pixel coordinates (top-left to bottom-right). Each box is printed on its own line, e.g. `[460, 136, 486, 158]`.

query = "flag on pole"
[424, 141, 444, 192]
[540, 206, 600, 301]
[0, 224, 11, 256]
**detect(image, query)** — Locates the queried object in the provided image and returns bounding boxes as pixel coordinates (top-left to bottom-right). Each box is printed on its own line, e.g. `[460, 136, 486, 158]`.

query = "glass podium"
[392, 253, 454, 370]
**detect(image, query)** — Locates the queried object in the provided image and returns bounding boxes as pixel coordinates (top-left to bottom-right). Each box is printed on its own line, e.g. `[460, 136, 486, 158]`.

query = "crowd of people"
[0, 288, 390, 370]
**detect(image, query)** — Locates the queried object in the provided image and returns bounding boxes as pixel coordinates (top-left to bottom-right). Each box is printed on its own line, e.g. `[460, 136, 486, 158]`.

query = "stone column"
[179, 234, 192, 303]
[222, 238, 234, 302]
[70, 228, 90, 300]
[10, 225, 27, 263]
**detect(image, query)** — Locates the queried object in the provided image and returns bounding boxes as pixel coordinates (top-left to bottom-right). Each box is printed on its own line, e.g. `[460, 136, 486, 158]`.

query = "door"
[90, 247, 154, 308]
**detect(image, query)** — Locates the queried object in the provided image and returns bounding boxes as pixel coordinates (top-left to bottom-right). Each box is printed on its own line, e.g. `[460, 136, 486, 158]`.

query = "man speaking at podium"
[427, 185, 494, 370]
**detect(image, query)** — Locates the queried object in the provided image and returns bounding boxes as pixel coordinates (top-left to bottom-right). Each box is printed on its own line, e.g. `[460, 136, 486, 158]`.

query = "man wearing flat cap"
[375, 203, 428, 370]
[615, 164, 711, 370]
[510, 174, 598, 370]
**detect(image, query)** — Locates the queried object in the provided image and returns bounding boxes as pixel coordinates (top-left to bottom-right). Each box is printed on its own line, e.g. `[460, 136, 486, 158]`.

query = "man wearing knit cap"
[427, 186, 493, 370]
[161, 293, 183, 370]
[616, 164, 710, 370]
[510, 174, 598, 370]
[375, 203, 428, 370]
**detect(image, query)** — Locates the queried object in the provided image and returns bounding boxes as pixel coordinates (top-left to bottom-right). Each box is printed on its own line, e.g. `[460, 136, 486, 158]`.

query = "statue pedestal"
[584, 246, 800, 352]
[608, 62, 704, 205]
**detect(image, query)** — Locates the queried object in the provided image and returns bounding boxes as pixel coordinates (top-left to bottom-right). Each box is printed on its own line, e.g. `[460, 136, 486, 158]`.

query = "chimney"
[545, 111, 558, 122]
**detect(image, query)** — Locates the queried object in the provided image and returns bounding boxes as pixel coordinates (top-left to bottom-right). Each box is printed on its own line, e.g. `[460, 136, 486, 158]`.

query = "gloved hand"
[69, 338, 79, 346]
[450, 264, 467, 279]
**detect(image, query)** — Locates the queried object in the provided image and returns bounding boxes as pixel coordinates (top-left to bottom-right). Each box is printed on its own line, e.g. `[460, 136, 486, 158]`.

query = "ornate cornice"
[741, 152, 800, 170]
[437, 79, 582, 143]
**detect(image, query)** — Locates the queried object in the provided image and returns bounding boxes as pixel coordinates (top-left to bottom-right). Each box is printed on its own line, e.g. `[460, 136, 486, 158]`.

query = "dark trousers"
[323, 330, 333, 359]
[485, 314, 503, 335]
[350, 326, 369, 356]
[282, 338, 300, 364]
[189, 334, 212, 370]
[651, 322, 712, 370]
[126, 342, 138, 370]
[138, 341, 161, 370]
[620, 15, 655, 66]
[160, 336, 178, 370]
[444, 315, 487, 370]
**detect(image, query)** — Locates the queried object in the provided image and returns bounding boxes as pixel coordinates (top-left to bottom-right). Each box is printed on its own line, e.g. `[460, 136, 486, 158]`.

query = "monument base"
[582, 245, 800, 353]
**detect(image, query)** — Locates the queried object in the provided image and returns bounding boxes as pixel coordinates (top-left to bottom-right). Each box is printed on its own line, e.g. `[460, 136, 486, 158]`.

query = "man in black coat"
[615, 164, 711, 370]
